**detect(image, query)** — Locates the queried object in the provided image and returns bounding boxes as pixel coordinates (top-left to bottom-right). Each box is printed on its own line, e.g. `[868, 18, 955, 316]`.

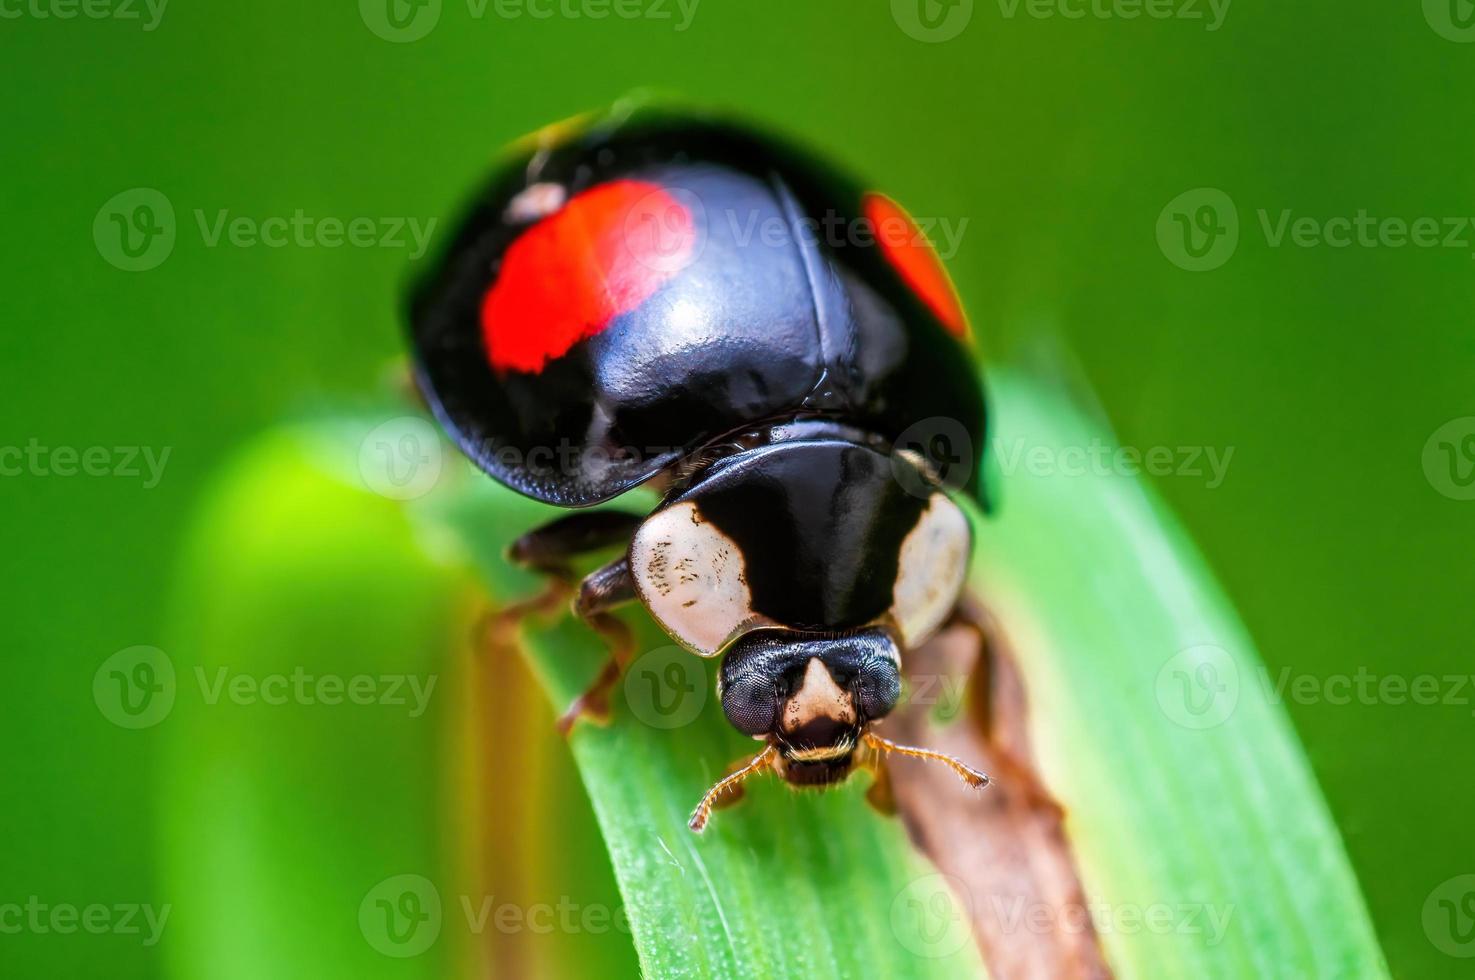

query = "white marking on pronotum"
[629, 501, 765, 656]
[890, 494, 971, 647]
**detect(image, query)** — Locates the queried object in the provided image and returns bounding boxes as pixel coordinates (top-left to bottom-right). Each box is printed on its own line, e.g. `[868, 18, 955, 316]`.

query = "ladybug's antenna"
[688, 745, 776, 833]
[862, 732, 990, 790]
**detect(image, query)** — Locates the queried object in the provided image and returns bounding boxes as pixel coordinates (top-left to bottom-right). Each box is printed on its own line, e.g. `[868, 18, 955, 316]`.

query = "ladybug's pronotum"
[410, 108, 992, 832]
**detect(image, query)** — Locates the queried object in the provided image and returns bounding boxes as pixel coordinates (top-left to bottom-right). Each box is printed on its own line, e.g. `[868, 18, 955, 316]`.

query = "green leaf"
[966, 371, 1389, 977]
[163, 368, 1388, 978]
[420, 366, 1388, 978]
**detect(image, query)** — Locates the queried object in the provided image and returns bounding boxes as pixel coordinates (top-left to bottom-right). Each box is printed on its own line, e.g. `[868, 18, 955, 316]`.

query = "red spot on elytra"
[482, 179, 696, 374]
[863, 192, 968, 339]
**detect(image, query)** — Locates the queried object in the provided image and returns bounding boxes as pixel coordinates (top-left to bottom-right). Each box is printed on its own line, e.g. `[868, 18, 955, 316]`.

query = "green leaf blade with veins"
[422, 365, 1388, 978]
[961, 370, 1389, 978]
[173, 363, 1386, 978]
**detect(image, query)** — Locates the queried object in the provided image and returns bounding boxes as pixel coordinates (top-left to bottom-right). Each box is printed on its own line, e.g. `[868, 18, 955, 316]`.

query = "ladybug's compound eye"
[854, 657, 902, 722]
[630, 501, 766, 656]
[890, 493, 972, 648]
[720, 670, 780, 737]
[719, 632, 800, 736]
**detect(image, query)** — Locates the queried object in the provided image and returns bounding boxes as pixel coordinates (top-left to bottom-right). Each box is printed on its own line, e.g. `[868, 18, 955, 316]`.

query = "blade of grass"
[420, 366, 1388, 978]
[960, 370, 1389, 977]
[162, 371, 1388, 979]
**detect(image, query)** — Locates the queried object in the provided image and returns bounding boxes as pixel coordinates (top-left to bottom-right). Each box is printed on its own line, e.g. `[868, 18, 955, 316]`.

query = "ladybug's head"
[685, 620, 986, 832]
[717, 628, 902, 786]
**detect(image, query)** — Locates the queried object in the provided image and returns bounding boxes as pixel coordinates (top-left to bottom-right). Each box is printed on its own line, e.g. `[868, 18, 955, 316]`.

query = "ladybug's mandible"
[410, 106, 991, 831]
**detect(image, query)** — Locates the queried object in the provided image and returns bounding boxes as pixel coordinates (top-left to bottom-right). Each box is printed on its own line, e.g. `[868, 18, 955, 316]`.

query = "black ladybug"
[410, 106, 990, 831]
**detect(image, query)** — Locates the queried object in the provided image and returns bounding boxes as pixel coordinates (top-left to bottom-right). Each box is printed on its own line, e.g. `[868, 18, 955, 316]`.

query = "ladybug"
[409, 106, 991, 832]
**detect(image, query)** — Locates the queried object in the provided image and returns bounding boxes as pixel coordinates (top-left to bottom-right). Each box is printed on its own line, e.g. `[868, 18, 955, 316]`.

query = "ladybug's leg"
[859, 749, 897, 816]
[482, 511, 642, 648]
[556, 557, 639, 734]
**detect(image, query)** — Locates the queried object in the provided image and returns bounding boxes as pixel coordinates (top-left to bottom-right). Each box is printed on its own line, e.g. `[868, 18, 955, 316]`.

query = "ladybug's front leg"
[481, 510, 642, 647]
[555, 557, 638, 734]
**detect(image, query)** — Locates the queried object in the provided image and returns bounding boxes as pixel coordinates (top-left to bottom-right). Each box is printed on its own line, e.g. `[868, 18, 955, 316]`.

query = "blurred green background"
[2, 1, 1471, 976]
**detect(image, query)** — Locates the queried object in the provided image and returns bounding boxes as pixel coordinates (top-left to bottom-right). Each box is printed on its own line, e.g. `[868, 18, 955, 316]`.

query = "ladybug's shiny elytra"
[410, 107, 991, 832]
